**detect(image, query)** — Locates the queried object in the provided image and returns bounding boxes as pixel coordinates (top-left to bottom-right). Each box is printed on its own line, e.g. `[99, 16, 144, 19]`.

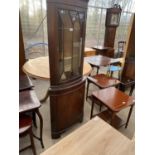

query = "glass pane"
[72, 12, 81, 76]
[85, 7, 102, 47]
[58, 9, 73, 81]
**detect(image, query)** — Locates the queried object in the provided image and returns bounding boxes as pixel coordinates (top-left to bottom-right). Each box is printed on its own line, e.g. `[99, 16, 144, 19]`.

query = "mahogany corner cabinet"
[46, 0, 89, 138]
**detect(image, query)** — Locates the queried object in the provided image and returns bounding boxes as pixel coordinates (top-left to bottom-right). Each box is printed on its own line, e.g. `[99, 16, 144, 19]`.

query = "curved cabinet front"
[49, 79, 86, 139]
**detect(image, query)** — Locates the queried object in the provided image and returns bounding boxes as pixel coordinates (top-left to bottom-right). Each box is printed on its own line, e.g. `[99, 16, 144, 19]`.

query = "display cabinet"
[46, 0, 89, 138]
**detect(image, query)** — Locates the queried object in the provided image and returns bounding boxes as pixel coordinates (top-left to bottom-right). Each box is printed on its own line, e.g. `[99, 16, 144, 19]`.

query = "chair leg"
[129, 84, 135, 96]
[111, 71, 114, 77]
[125, 105, 134, 128]
[29, 127, 37, 155]
[97, 66, 99, 74]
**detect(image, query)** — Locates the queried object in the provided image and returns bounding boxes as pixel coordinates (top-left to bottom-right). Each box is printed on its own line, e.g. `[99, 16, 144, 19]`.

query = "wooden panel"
[104, 27, 117, 48]
[50, 78, 86, 138]
[41, 117, 134, 155]
[122, 14, 135, 80]
[19, 14, 26, 75]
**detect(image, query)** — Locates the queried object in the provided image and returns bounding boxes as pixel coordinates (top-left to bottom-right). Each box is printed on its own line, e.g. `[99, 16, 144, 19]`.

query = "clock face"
[110, 13, 119, 26]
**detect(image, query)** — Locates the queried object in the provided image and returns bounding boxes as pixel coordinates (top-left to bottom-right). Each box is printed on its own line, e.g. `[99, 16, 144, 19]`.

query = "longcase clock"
[104, 4, 122, 57]
[46, 0, 89, 138]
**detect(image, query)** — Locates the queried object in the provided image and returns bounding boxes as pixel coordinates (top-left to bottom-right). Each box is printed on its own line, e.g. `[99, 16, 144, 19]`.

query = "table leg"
[111, 112, 116, 126]
[129, 84, 135, 96]
[90, 99, 95, 119]
[35, 109, 44, 148]
[97, 66, 99, 74]
[125, 105, 134, 128]
[40, 88, 50, 103]
[86, 80, 90, 100]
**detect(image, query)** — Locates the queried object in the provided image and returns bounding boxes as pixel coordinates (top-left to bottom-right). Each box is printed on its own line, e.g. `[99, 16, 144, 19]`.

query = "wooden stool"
[90, 87, 135, 128]
[19, 114, 37, 155]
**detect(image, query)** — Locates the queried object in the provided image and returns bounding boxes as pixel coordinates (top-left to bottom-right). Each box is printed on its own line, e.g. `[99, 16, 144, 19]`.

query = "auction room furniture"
[46, 0, 89, 138]
[86, 74, 120, 100]
[92, 45, 114, 57]
[103, 4, 122, 57]
[23, 56, 92, 102]
[90, 87, 135, 129]
[23, 56, 92, 80]
[40, 116, 134, 155]
[120, 14, 135, 95]
[19, 90, 44, 148]
[86, 74, 120, 112]
[19, 74, 34, 91]
[19, 114, 36, 155]
[84, 55, 123, 74]
[106, 41, 126, 79]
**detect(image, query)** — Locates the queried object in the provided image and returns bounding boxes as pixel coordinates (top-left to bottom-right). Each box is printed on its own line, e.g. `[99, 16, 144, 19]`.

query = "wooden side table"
[84, 55, 123, 74]
[86, 74, 120, 100]
[92, 45, 114, 57]
[19, 90, 44, 148]
[90, 87, 135, 128]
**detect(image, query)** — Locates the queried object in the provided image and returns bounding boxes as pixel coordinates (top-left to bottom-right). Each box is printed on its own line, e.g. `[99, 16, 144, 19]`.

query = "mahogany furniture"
[103, 5, 122, 57]
[19, 74, 34, 91]
[90, 87, 135, 129]
[23, 56, 92, 102]
[46, 0, 89, 138]
[40, 116, 135, 155]
[120, 15, 135, 95]
[19, 90, 44, 148]
[86, 74, 120, 100]
[19, 13, 26, 75]
[92, 45, 114, 57]
[85, 55, 123, 74]
[19, 114, 36, 155]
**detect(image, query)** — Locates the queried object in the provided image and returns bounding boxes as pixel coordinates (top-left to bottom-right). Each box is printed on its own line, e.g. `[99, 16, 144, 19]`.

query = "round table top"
[23, 56, 92, 80]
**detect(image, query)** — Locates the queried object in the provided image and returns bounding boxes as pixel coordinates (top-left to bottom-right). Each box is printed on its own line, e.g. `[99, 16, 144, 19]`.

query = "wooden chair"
[107, 41, 126, 79]
[86, 74, 120, 111]
[19, 114, 37, 155]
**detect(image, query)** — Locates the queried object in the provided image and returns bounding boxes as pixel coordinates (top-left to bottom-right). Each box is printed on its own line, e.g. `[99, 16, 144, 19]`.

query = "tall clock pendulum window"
[46, 0, 89, 139]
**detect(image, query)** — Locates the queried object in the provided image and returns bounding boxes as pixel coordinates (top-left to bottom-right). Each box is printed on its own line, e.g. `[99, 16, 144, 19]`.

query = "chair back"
[115, 41, 126, 58]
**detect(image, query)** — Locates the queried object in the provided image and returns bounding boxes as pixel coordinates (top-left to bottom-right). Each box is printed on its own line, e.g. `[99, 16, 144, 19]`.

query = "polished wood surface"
[92, 87, 134, 112]
[46, 0, 89, 139]
[85, 55, 123, 67]
[40, 116, 134, 155]
[50, 78, 86, 138]
[19, 90, 41, 113]
[19, 75, 34, 91]
[23, 56, 92, 80]
[88, 74, 120, 89]
[19, 14, 26, 75]
[19, 89, 44, 148]
[86, 74, 120, 101]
